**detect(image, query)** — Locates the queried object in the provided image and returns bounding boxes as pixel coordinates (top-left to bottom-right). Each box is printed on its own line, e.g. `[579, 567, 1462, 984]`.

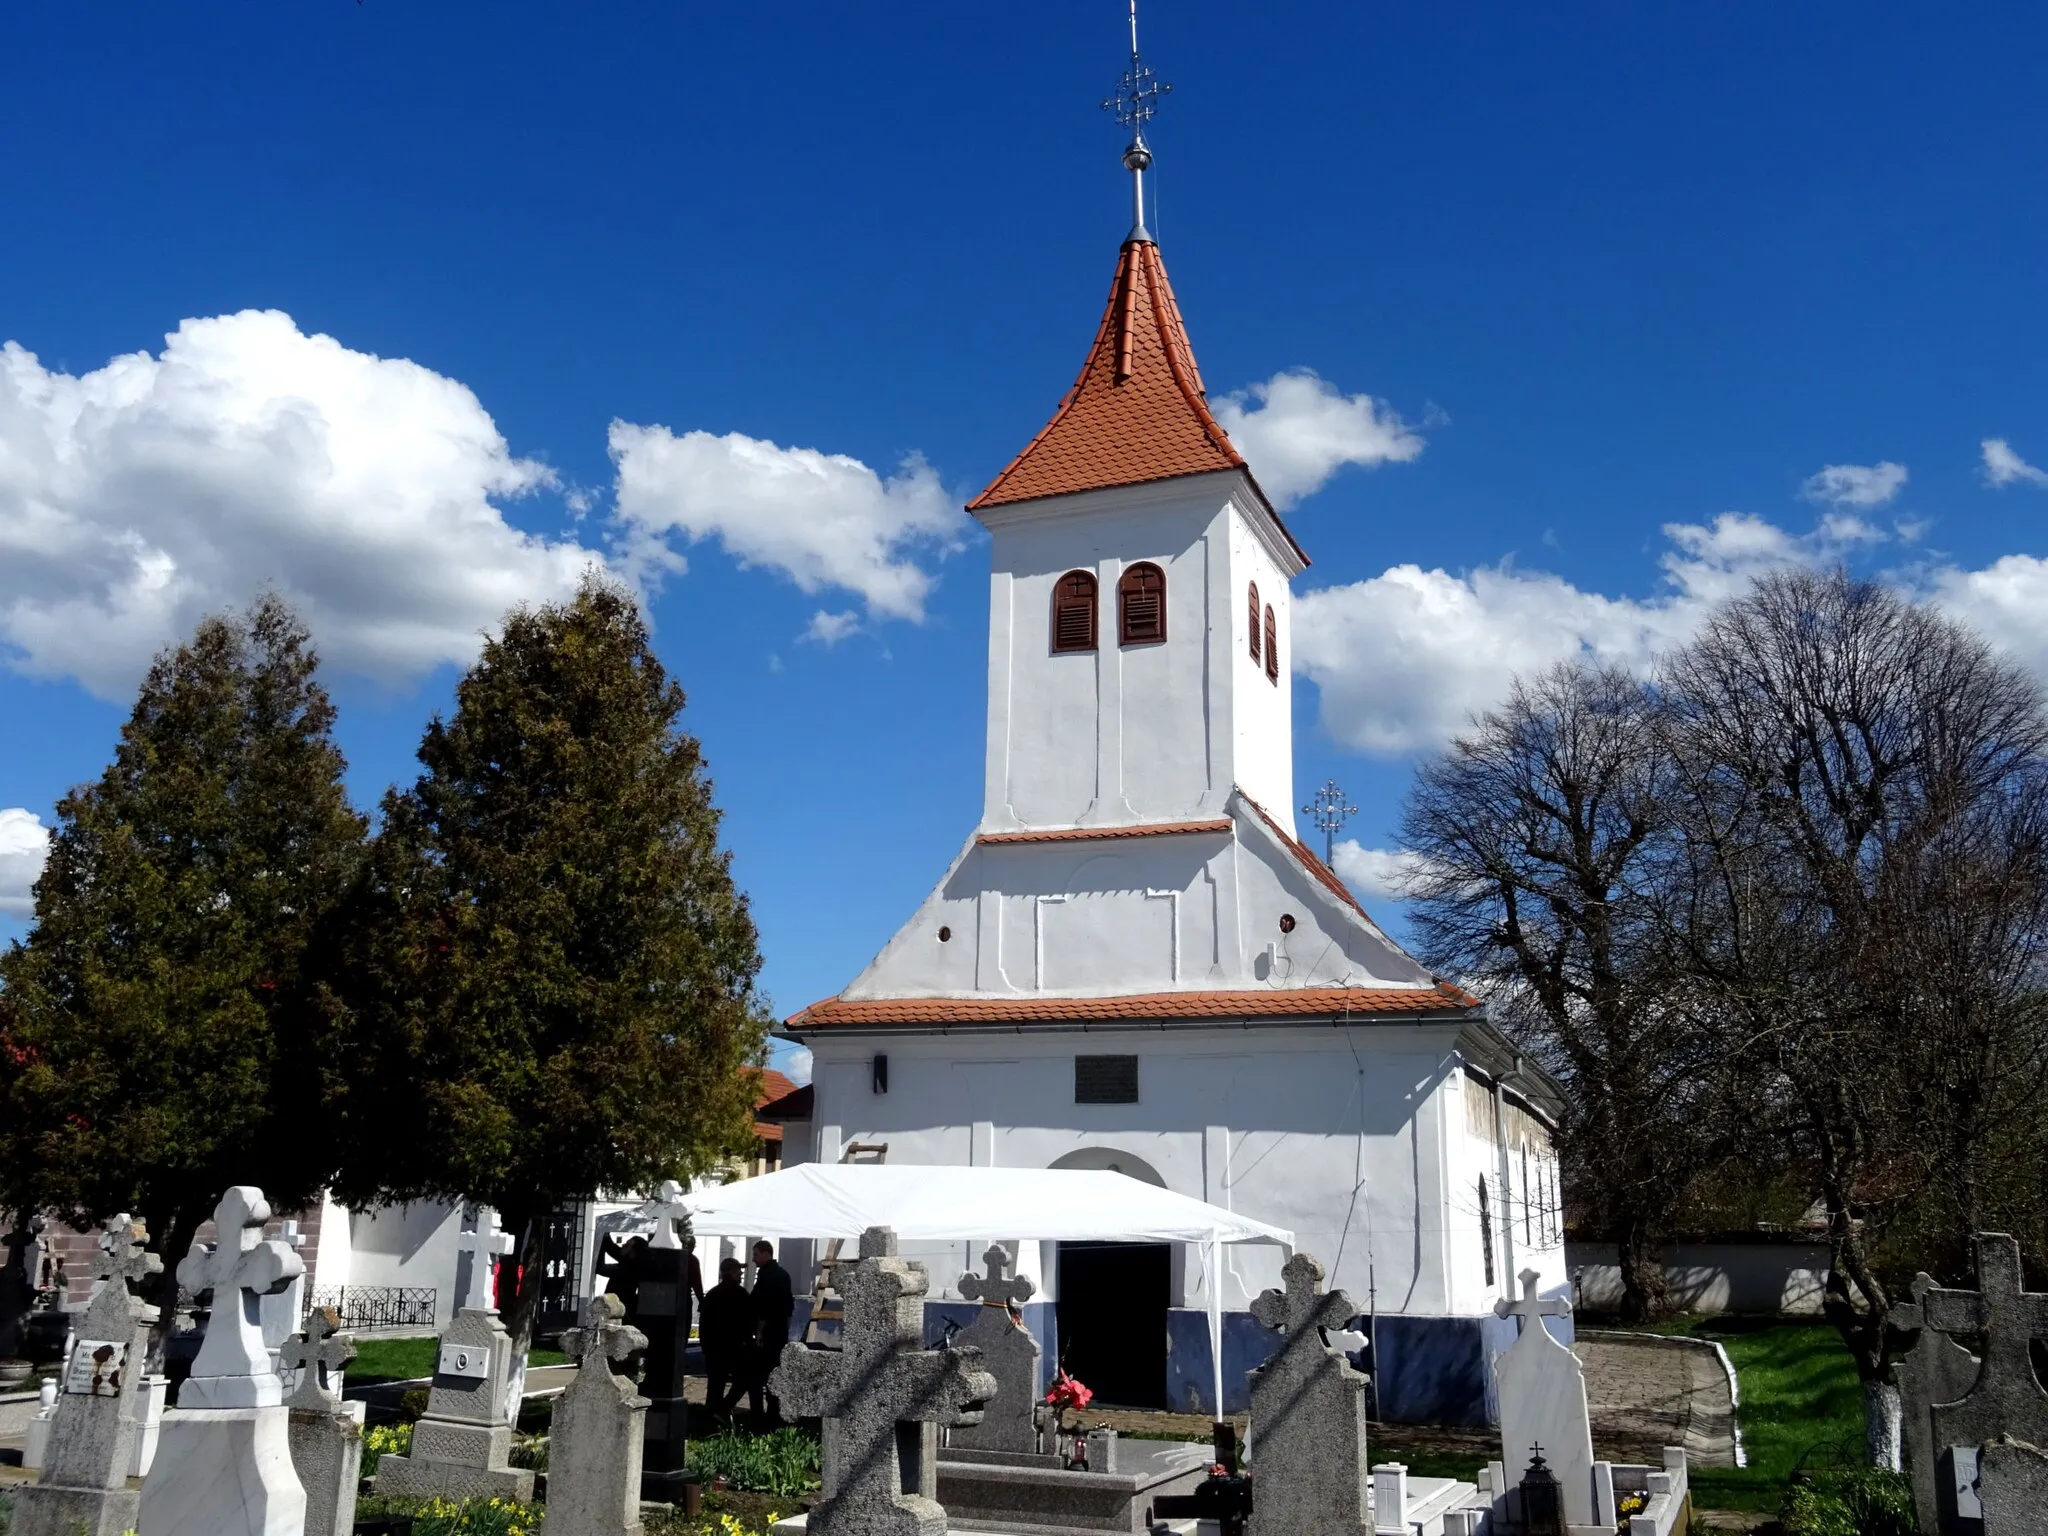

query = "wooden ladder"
[802, 1140, 888, 1343]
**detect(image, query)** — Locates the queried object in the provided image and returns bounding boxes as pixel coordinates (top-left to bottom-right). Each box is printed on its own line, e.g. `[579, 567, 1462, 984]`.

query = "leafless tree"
[1402, 662, 1718, 1322]
[1657, 567, 2048, 1465]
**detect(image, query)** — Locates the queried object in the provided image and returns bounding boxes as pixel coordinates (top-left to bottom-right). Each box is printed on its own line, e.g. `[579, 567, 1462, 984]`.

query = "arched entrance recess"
[1049, 1149, 1171, 1409]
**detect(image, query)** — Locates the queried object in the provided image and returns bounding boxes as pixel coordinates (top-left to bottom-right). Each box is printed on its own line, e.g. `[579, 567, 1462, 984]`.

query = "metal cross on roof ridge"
[1302, 780, 1360, 866]
[1101, 0, 1171, 135]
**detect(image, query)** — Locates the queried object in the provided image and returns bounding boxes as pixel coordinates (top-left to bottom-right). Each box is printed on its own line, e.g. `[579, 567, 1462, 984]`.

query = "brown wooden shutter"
[1264, 604, 1279, 682]
[1118, 562, 1167, 645]
[1248, 582, 1261, 662]
[1052, 570, 1098, 652]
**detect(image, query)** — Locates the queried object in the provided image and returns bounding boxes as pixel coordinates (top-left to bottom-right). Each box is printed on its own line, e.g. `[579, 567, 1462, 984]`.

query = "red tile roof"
[977, 819, 1233, 845]
[750, 1068, 798, 1109]
[970, 240, 1276, 518]
[786, 983, 1479, 1030]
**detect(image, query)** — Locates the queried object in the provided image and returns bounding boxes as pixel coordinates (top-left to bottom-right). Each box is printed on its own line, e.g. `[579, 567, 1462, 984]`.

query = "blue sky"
[7, 2, 2048, 1075]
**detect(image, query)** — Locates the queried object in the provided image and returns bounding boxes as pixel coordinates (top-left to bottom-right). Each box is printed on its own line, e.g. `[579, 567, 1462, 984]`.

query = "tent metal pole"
[1207, 1238, 1224, 1424]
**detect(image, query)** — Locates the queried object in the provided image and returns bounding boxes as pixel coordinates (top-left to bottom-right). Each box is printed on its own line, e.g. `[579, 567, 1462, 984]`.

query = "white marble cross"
[176, 1186, 305, 1408]
[281, 1306, 357, 1410]
[458, 1209, 516, 1312]
[640, 1180, 692, 1250]
[1491, 1269, 1595, 1529]
[959, 1244, 1034, 1310]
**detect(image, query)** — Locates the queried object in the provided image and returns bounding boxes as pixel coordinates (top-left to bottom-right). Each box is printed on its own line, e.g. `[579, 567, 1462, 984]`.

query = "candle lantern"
[1517, 1444, 1564, 1536]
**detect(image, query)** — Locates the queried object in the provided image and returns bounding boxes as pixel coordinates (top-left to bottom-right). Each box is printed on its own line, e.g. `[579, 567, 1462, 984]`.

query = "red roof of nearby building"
[785, 983, 1479, 1031]
[976, 818, 1233, 845]
[969, 239, 1285, 526]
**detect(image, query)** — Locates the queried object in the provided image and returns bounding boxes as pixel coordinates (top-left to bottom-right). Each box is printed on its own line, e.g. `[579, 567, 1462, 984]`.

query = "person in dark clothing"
[595, 1233, 649, 1323]
[747, 1240, 797, 1424]
[701, 1257, 752, 1419]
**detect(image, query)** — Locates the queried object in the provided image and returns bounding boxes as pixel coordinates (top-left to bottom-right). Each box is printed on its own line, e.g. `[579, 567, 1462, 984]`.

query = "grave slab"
[372, 1305, 535, 1501]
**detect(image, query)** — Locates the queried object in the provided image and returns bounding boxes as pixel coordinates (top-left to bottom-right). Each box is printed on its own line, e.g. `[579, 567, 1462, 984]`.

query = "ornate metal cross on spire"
[1302, 779, 1359, 865]
[1101, 0, 1170, 242]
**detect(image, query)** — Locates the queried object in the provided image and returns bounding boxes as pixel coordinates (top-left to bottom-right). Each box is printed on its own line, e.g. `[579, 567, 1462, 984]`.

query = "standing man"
[700, 1257, 752, 1421]
[747, 1239, 796, 1425]
[595, 1232, 650, 1323]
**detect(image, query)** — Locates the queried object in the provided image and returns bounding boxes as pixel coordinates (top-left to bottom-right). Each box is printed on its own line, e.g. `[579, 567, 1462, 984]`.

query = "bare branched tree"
[1402, 662, 1717, 1321]
[1658, 567, 2048, 1465]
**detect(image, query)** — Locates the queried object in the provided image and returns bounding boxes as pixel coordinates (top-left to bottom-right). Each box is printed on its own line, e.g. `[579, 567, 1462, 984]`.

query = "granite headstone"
[282, 1306, 363, 1536]
[768, 1225, 996, 1536]
[1245, 1251, 1370, 1536]
[948, 1243, 1040, 1455]
[546, 1292, 651, 1536]
[14, 1213, 160, 1536]
[373, 1305, 536, 1501]
[1890, 1270, 1986, 1536]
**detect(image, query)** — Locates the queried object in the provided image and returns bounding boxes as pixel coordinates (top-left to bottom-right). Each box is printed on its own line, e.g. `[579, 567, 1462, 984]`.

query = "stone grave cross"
[769, 1225, 997, 1536]
[550, 1294, 651, 1536]
[1914, 1232, 2048, 1520]
[1890, 1272, 1986, 1535]
[641, 1179, 692, 1249]
[281, 1306, 358, 1410]
[958, 1243, 1033, 1311]
[951, 1244, 1041, 1455]
[1492, 1268, 1596, 1530]
[457, 1209, 515, 1313]
[568, 1291, 648, 1369]
[1246, 1252, 1370, 1536]
[13, 1214, 160, 1536]
[176, 1186, 305, 1409]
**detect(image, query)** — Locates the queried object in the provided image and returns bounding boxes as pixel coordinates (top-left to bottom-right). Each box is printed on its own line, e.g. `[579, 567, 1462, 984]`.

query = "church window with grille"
[1052, 570, 1098, 652]
[1263, 604, 1279, 683]
[1118, 562, 1167, 645]
[1247, 582, 1261, 663]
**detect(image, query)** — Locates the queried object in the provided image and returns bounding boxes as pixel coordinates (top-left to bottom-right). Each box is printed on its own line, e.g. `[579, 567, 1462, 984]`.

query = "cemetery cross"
[957, 1243, 1033, 1312]
[769, 1225, 997, 1536]
[281, 1306, 358, 1410]
[1492, 1268, 1597, 1531]
[951, 1243, 1041, 1456]
[175, 1186, 304, 1408]
[1244, 1251, 1369, 1536]
[457, 1208, 516, 1314]
[1912, 1233, 2048, 1474]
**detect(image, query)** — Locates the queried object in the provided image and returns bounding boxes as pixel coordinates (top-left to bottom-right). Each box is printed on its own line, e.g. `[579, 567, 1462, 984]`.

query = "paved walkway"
[1577, 1329, 1742, 1468]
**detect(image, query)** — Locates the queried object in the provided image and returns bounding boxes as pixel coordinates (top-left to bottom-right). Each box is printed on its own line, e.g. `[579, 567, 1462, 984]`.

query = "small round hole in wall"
[938, 926, 952, 942]
[1278, 913, 1297, 933]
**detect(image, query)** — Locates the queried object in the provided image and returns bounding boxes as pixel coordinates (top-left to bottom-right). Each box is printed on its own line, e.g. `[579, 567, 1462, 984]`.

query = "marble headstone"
[372, 1305, 535, 1501]
[948, 1243, 1040, 1455]
[14, 1214, 160, 1536]
[768, 1225, 996, 1536]
[1491, 1268, 1595, 1530]
[282, 1307, 364, 1536]
[1245, 1251, 1370, 1536]
[635, 1179, 693, 1501]
[137, 1185, 308, 1536]
[547, 1292, 651, 1536]
[1890, 1271, 1986, 1536]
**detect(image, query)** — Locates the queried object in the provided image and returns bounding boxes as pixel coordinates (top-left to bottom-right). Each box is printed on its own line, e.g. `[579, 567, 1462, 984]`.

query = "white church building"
[776, 154, 1567, 1425]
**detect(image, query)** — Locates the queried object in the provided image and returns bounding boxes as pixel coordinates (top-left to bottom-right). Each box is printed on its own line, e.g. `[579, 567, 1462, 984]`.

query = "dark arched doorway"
[1050, 1151, 1171, 1410]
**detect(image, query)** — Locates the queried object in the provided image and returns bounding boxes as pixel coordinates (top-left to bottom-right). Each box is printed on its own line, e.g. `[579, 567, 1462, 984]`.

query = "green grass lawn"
[1649, 1317, 1866, 1513]
[348, 1334, 568, 1385]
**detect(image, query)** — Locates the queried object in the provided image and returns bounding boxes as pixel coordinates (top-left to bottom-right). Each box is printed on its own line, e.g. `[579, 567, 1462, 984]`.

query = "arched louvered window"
[1247, 582, 1261, 663]
[1263, 604, 1279, 683]
[1118, 562, 1167, 645]
[1051, 569, 1098, 653]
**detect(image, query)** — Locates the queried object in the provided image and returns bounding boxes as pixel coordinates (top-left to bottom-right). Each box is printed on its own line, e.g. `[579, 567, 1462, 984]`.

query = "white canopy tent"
[679, 1163, 1293, 1420]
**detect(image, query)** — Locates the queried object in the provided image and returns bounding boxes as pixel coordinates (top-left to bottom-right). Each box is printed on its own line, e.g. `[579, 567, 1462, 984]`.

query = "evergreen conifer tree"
[0, 596, 366, 1331]
[335, 576, 768, 1377]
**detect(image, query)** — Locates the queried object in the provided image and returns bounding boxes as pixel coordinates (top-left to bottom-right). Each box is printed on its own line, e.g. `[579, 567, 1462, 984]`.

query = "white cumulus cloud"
[1294, 513, 1862, 757]
[609, 425, 970, 623]
[1982, 438, 2048, 489]
[1213, 370, 1424, 510]
[1331, 840, 1426, 904]
[1801, 461, 1907, 509]
[0, 808, 50, 918]
[803, 610, 862, 645]
[0, 311, 601, 699]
